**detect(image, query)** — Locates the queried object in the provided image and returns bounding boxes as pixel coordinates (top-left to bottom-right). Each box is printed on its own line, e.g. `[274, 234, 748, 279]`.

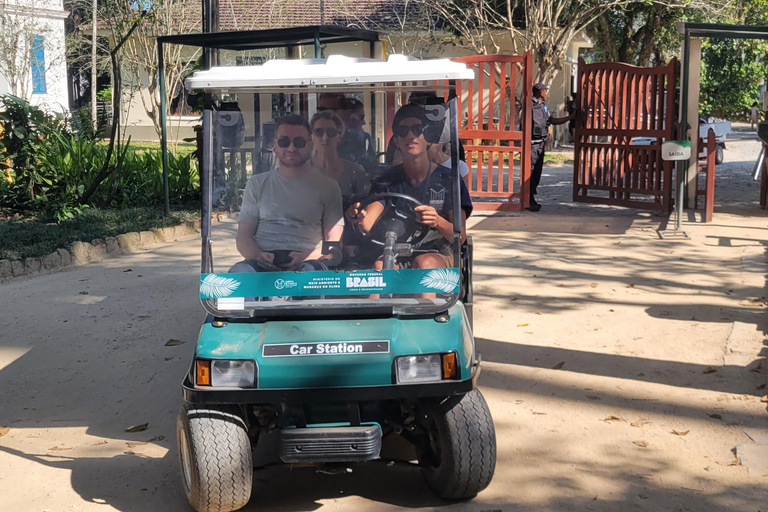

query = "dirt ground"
[1, 136, 767, 512]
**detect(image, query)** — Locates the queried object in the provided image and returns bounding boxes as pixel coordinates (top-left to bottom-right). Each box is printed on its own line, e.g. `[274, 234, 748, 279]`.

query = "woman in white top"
[428, 142, 469, 178]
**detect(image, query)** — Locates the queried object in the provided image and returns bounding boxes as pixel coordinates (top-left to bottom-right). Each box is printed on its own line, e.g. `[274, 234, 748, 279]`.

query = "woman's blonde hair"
[310, 110, 345, 132]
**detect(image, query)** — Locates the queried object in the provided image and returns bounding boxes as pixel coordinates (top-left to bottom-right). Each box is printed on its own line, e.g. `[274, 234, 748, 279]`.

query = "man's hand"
[254, 248, 279, 271]
[287, 250, 312, 269]
[345, 202, 365, 223]
[415, 205, 442, 228]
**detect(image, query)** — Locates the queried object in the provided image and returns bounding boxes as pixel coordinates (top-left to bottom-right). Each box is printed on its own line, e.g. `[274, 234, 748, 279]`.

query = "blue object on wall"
[30, 35, 46, 94]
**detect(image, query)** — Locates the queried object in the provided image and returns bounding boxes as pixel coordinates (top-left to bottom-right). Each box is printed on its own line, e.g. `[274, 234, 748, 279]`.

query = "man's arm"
[236, 222, 278, 270]
[550, 111, 575, 126]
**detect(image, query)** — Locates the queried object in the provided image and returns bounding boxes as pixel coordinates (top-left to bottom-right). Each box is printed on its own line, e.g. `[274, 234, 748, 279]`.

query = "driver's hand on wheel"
[345, 202, 365, 223]
[254, 249, 279, 271]
[415, 205, 441, 228]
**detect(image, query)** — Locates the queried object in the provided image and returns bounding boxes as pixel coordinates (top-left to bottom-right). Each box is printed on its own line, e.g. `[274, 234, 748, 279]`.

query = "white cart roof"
[185, 54, 474, 90]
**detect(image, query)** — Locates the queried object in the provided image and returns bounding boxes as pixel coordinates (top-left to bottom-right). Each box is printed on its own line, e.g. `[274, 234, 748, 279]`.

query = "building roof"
[215, 0, 416, 32]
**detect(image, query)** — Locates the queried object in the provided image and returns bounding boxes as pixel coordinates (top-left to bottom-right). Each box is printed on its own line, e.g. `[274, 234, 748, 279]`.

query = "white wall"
[0, 0, 69, 112]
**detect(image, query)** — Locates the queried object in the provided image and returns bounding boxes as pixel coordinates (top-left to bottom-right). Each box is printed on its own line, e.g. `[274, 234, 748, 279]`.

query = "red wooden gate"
[453, 54, 533, 211]
[574, 58, 677, 210]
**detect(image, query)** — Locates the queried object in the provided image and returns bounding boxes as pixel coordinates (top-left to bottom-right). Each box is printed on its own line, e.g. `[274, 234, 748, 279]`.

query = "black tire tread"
[423, 389, 496, 500]
[178, 405, 252, 512]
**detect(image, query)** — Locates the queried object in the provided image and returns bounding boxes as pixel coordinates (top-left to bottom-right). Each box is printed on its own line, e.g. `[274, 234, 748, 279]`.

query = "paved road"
[1, 151, 768, 511]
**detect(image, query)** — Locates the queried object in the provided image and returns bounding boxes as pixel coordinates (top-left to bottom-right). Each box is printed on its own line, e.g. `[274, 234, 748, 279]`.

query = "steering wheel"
[353, 192, 432, 248]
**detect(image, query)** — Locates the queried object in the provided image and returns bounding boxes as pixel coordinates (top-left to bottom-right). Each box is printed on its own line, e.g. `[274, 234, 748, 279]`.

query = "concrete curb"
[0, 220, 201, 283]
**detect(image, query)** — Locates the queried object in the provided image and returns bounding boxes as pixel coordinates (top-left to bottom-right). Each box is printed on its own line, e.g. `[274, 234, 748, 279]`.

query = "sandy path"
[0, 138, 767, 511]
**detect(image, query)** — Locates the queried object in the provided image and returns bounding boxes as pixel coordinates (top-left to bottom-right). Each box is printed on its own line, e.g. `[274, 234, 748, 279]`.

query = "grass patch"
[0, 207, 200, 260]
[544, 153, 572, 163]
[96, 140, 197, 156]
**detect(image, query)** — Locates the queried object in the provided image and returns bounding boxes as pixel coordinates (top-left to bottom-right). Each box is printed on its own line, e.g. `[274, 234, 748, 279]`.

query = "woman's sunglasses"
[276, 136, 308, 149]
[313, 127, 339, 139]
[394, 124, 424, 138]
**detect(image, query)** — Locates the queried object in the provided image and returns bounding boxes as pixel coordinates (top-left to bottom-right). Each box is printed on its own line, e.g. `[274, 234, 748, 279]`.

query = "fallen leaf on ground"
[672, 430, 690, 436]
[716, 459, 741, 467]
[125, 423, 149, 433]
[633, 440, 649, 448]
[756, 383, 766, 390]
[739, 298, 767, 307]
[126, 441, 148, 449]
[48, 446, 72, 451]
[761, 395, 768, 403]
[603, 415, 623, 422]
[590, 283, 598, 288]
[165, 339, 185, 347]
[552, 361, 565, 370]
[707, 413, 723, 420]
[509, 297, 518, 301]
[586, 394, 601, 400]
[0, 426, 9, 437]
[535, 311, 543, 315]
[631, 419, 652, 427]
[78, 291, 89, 295]
[91, 440, 108, 446]
[517, 323, 529, 327]
[627, 283, 635, 288]
[123, 269, 133, 272]
[557, 284, 565, 287]
[703, 366, 717, 374]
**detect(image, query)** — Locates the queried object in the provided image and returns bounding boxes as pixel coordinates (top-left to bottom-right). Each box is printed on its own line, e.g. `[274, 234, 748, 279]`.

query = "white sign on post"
[661, 141, 692, 161]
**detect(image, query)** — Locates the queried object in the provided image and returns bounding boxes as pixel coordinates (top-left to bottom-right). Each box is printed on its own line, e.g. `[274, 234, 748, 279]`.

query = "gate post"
[521, 52, 533, 209]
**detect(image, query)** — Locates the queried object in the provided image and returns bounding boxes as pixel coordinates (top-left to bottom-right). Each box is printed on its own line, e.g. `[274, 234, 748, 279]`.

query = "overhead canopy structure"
[157, 25, 381, 54]
[185, 54, 475, 91]
[671, 22, 768, 233]
[156, 25, 383, 216]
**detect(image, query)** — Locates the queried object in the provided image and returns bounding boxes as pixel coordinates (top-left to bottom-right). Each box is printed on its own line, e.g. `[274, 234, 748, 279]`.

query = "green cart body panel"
[194, 303, 474, 389]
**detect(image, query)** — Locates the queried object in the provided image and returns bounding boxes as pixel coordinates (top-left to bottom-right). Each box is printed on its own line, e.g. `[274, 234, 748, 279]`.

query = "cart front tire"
[715, 144, 724, 165]
[421, 389, 496, 500]
[177, 404, 252, 512]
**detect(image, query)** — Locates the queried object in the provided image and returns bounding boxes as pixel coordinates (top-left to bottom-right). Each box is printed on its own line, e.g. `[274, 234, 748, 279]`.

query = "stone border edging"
[0, 220, 202, 283]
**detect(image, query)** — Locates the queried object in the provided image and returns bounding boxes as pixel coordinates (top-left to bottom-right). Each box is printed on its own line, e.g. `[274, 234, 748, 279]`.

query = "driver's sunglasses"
[276, 136, 308, 149]
[313, 127, 339, 138]
[394, 124, 425, 138]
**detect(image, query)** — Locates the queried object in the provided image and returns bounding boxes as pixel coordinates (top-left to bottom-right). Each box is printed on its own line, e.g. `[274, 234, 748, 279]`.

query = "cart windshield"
[192, 60, 471, 317]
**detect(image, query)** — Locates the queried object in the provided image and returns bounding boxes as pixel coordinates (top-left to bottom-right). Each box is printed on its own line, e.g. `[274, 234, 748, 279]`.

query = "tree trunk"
[91, 0, 98, 131]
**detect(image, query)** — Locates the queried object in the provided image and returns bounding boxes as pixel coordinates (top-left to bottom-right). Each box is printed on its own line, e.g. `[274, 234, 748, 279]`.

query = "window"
[30, 35, 46, 94]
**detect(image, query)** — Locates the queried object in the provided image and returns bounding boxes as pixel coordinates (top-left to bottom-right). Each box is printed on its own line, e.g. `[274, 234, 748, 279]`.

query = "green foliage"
[700, 39, 767, 119]
[0, 94, 199, 221]
[0, 207, 199, 260]
[699, 0, 768, 120]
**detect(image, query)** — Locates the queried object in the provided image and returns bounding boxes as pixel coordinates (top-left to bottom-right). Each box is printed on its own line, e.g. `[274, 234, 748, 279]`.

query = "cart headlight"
[203, 360, 256, 387]
[396, 355, 442, 383]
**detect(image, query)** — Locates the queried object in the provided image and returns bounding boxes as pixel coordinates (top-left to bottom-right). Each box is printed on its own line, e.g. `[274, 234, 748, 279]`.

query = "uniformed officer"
[529, 83, 574, 211]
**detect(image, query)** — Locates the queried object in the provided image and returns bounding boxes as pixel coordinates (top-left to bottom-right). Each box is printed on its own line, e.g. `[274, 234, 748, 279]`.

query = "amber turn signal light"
[196, 360, 211, 386]
[442, 353, 458, 379]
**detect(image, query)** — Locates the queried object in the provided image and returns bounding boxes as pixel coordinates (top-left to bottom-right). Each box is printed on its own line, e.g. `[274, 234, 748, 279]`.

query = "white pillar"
[684, 38, 702, 207]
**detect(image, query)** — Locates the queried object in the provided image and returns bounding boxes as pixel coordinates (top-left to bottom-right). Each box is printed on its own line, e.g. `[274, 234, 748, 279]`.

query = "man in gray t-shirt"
[235, 115, 343, 271]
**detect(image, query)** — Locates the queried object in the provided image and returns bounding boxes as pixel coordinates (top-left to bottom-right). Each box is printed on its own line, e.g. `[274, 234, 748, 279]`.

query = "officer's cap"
[533, 82, 549, 92]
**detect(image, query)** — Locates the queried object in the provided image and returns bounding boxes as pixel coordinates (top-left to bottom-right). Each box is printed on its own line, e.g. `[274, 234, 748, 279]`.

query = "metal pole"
[158, 41, 171, 217]
[314, 28, 321, 58]
[676, 29, 691, 232]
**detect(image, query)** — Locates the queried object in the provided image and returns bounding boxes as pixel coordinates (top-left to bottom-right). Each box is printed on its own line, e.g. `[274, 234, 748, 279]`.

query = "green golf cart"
[175, 49, 496, 512]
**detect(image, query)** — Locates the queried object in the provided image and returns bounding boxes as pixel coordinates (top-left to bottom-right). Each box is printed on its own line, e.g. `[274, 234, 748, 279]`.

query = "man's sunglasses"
[276, 136, 308, 149]
[313, 127, 339, 138]
[394, 124, 425, 138]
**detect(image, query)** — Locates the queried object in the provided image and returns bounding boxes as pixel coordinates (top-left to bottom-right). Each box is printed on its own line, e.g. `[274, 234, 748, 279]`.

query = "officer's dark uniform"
[530, 91, 551, 211]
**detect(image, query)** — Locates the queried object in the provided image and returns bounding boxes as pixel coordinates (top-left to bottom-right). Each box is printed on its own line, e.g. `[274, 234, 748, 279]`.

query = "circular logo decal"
[274, 279, 286, 290]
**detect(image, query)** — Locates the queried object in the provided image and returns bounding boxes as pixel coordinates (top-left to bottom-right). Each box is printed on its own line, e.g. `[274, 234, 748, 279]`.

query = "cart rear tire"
[177, 404, 252, 512]
[421, 389, 496, 499]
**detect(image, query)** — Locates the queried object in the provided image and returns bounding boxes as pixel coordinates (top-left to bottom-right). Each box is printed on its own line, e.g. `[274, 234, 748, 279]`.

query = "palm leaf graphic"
[419, 269, 459, 293]
[200, 275, 240, 298]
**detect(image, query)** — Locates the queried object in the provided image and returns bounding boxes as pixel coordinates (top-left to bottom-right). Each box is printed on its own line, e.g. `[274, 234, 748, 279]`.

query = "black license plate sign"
[262, 340, 390, 357]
